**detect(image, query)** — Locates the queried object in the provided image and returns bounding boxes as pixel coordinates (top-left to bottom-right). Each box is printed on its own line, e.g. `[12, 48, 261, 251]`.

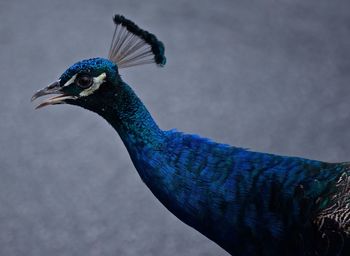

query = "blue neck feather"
[94, 80, 349, 255]
[98, 82, 167, 183]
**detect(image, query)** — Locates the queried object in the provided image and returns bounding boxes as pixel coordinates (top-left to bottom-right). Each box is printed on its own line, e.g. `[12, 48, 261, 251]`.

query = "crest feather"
[108, 15, 166, 69]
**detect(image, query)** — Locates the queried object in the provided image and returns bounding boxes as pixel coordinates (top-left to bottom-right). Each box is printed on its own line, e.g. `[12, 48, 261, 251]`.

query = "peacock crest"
[108, 15, 166, 69]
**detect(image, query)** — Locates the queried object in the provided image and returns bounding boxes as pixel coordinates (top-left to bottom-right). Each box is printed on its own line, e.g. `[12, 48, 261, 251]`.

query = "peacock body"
[32, 15, 350, 255]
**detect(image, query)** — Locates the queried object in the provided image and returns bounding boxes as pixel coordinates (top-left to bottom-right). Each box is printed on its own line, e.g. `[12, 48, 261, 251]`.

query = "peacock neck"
[100, 81, 165, 155]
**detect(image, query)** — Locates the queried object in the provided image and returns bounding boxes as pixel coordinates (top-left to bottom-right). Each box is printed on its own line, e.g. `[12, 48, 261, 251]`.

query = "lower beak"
[31, 81, 76, 109]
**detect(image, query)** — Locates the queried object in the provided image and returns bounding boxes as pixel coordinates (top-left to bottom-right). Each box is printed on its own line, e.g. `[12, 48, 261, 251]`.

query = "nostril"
[48, 81, 59, 89]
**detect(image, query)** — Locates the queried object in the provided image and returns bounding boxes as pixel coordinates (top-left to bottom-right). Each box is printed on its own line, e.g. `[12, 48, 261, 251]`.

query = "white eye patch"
[63, 74, 77, 87]
[62, 72, 107, 97]
[79, 73, 106, 97]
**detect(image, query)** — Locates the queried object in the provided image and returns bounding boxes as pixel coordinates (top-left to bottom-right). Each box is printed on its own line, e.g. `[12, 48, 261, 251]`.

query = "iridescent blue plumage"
[32, 15, 350, 256]
[84, 76, 349, 255]
[60, 58, 118, 84]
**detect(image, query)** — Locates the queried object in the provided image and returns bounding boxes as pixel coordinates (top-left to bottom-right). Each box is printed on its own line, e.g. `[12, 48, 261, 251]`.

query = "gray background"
[0, 0, 350, 255]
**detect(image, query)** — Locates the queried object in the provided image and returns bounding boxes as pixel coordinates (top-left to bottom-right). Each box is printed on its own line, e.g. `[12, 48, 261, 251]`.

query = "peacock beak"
[31, 80, 76, 109]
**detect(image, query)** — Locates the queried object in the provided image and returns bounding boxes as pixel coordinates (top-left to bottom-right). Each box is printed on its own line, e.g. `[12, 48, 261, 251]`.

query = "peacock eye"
[76, 75, 93, 88]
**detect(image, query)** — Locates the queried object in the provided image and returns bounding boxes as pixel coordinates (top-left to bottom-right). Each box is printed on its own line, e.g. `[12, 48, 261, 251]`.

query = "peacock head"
[32, 15, 166, 110]
[31, 57, 120, 110]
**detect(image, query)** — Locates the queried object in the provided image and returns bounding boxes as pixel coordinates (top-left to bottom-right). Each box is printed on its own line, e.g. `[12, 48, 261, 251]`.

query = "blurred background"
[1, 0, 350, 255]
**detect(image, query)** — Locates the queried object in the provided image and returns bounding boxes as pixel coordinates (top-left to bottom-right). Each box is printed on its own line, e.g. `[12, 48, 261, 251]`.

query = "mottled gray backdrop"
[0, 0, 350, 255]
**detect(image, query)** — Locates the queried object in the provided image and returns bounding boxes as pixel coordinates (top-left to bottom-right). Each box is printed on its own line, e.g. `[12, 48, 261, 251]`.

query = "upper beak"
[31, 81, 76, 109]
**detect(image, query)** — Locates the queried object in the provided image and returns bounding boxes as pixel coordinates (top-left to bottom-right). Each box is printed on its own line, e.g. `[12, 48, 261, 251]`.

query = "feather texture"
[108, 15, 166, 68]
[96, 79, 350, 255]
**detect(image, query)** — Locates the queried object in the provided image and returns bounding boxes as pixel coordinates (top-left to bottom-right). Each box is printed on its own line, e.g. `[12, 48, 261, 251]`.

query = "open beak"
[31, 81, 76, 109]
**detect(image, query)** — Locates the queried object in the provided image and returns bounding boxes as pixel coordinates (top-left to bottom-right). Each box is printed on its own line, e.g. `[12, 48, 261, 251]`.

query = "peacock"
[31, 15, 350, 256]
